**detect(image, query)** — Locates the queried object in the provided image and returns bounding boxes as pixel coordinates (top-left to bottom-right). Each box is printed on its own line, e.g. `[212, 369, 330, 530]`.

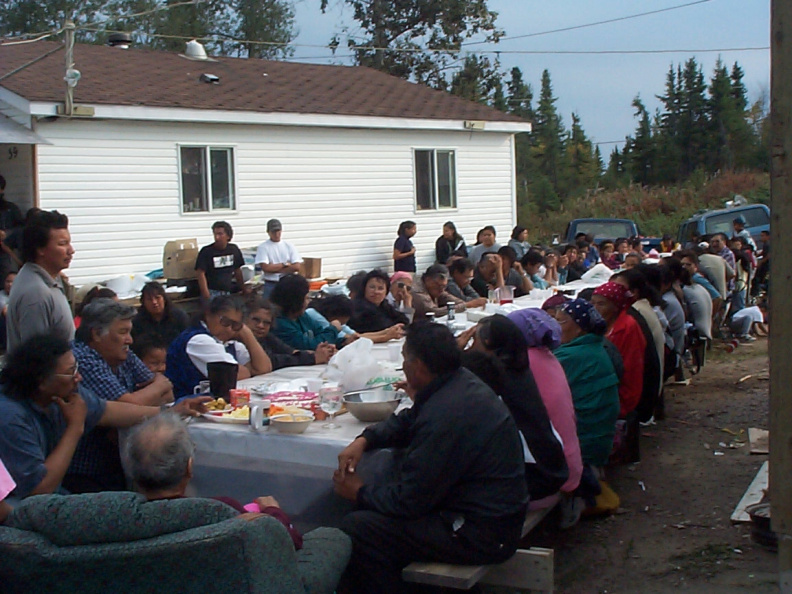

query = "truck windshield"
[575, 221, 634, 240]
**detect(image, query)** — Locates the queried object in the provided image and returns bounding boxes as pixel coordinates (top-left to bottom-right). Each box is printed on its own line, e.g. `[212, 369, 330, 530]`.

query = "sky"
[286, 0, 771, 150]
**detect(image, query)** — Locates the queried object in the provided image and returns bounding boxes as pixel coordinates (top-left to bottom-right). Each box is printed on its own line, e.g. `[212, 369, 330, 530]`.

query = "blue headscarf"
[561, 298, 608, 335]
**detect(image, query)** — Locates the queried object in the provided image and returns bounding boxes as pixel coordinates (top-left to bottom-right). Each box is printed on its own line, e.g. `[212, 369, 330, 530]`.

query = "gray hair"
[121, 413, 194, 493]
[75, 297, 136, 343]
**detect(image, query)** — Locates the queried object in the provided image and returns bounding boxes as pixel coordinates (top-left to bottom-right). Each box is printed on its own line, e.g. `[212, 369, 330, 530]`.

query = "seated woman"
[507, 309, 583, 503]
[435, 221, 467, 264]
[469, 315, 569, 502]
[385, 271, 414, 315]
[507, 225, 530, 261]
[553, 299, 620, 469]
[412, 265, 467, 320]
[446, 258, 488, 307]
[348, 270, 409, 336]
[166, 296, 272, 400]
[132, 282, 190, 348]
[271, 275, 350, 351]
[244, 296, 334, 371]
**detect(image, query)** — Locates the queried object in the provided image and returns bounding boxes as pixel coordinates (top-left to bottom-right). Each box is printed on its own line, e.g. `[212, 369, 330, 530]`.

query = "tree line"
[1, 0, 769, 218]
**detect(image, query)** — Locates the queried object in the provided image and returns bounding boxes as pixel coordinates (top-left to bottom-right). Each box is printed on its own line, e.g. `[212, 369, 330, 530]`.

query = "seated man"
[0, 335, 207, 500]
[333, 324, 527, 594]
[521, 250, 550, 289]
[470, 253, 506, 298]
[122, 413, 302, 549]
[66, 298, 174, 493]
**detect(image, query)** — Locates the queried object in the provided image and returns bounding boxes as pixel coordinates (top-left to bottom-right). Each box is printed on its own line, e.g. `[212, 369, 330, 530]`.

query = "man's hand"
[314, 342, 336, 364]
[151, 373, 173, 394]
[456, 324, 478, 350]
[343, 334, 359, 346]
[172, 396, 212, 417]
[467, 297, 487, 309]
[333, 469, 364, 501]
[384, 324, 405, 341]
[57, 392, 88, 431]
[337, 436, 367, 476]
[393, 379, 417, 401]
[255, 496, 280, 510]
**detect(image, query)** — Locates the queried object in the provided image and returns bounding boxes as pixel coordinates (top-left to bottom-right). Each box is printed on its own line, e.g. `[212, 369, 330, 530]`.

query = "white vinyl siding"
[34, 119, 517, 284]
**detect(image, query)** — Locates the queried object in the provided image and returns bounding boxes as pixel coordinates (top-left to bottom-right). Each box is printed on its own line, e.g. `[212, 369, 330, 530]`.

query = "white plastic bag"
[324, 338, 382, 392]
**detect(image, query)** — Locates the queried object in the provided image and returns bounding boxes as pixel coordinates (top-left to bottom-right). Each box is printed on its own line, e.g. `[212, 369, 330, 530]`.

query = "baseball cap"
[267, 219, 282, 232]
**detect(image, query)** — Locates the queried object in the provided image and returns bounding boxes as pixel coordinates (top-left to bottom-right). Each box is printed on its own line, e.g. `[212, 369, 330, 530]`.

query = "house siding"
[35, 118, 517, 284]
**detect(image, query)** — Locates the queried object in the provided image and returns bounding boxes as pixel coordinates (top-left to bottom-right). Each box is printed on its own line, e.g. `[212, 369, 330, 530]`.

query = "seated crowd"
[0, 212, 769, 592]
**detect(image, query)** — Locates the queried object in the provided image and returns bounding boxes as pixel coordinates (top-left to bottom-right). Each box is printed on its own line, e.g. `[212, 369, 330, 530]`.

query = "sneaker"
[639, 416, 656, 427]
[739, 335, 756, 343]
[559, 496, 585, 529]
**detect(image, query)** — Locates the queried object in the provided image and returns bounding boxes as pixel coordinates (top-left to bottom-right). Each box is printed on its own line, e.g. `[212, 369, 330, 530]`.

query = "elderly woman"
[132, 282, 189, 347]
[411, 264, 466, 320]
[385, 271, 413, 312]
[553, 299, 620, 468]
[469, 315, 569, 501]
[348, 270, 409, 335]
[591, 281, 646, 418]
[446, 259, 487, 307]
[507, 309, 583, 501]
[166, 296, 272, 400]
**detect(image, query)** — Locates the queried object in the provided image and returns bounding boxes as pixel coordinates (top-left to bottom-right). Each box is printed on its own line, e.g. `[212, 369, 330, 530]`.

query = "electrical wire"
[0, 28, 64, 46]
[81, 0, 207, 30]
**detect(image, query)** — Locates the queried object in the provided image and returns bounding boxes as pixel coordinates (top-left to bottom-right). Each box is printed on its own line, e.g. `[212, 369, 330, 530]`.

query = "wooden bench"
[402, 505, 555, 593]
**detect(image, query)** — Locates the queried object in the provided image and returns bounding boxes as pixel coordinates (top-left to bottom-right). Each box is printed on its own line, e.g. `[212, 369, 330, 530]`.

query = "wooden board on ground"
[749, 428, 769, 454]
[731, 461, 769, 523]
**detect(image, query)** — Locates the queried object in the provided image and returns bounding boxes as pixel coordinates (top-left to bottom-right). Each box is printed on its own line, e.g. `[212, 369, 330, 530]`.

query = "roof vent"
[200, 73, 220, 84]
[180, 39, 216, 62]
[107, 33, 133, 49]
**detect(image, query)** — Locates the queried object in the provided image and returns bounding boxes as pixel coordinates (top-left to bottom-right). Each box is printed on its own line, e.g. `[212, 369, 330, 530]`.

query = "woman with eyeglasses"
[166, 296, 272, 400]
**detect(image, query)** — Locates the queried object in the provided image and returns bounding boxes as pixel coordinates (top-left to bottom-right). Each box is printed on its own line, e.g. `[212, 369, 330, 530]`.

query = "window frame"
[412, 148, 458, 213]
[177, 144, 239, 215]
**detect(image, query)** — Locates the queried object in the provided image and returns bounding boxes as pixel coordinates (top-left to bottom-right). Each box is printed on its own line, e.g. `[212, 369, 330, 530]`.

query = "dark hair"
[461, 350, 505, 396]
[0, 335, 72, 400]
[612, 268, 661, 306]
[511, 225, 526, 241]
[638, 263, 664, 294]
[443, 221, 464, 244]
[207, 294, 243, 317]
[476, 315, 530, 371]
[270, 274, 309, 317]
[139, 281, 175, 320]
[521, 250, 544, 267]
[76, 286, 117, 316]
[448, 258, 474, 276]
[313, 294, 354, 320]
[397, 221, 416, 236]
[599, 240, 615, 251]
[574, 232, 587, 241]
[243, 295, 271, 318]
[662, 256, 683, 282]
[212, 221, 233, 240]
[75, 298, 136, 343]
[346, 270, 368, 299]
[577, 287, 595, 301]
[421, 264, 448, 284]
[614, 238, 628, 249]
[359, 269, 391, 300]
[675, 249, 699, 265]
[131, 333, 168, 360]
[562, 244, 577, 256]
[22, 210, 69, 263]
[24, 207, 42, 224]
[576, 240, 590, 250]
[497, 246, 517, 264]
[0, 174, 5, 190]
[403, 323, 461, 376]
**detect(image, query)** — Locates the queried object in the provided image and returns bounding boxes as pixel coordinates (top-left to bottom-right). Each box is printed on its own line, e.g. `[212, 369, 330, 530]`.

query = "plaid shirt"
[68, 341, 154, 480]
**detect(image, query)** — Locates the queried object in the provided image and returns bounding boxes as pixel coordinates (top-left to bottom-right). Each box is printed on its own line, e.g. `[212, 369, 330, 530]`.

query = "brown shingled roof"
[0, 41, 526, 124]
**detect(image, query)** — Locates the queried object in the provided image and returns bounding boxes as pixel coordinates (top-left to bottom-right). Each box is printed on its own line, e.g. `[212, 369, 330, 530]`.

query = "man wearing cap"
[732, 216, 757, 251]
[255, 219, 302, 300]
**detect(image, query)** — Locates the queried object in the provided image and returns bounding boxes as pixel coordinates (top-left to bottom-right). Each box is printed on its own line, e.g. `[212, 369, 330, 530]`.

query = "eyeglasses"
[54, 361, 79, 379]
[219, 316, 244, 331]
[396, 282, 412, 292]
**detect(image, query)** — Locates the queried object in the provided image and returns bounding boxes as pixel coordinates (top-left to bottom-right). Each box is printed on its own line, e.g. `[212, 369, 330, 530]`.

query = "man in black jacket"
[333, 324, 527, 594]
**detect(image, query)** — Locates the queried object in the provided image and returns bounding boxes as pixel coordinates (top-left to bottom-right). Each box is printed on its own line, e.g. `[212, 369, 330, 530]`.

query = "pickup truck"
[563, 218, 661, 250]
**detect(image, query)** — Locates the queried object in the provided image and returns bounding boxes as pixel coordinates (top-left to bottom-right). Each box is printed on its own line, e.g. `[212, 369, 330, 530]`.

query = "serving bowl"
[269, 412, 314, 434]
[343, 391, 400, 422]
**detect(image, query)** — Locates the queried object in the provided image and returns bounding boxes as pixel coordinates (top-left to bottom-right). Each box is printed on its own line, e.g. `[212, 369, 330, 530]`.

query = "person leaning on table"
[333, 323, 527, 594]
[0, 335, 209, 501]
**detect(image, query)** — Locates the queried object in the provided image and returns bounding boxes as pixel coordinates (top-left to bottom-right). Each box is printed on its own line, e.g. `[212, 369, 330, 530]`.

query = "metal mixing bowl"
[343, 393, 400, 422]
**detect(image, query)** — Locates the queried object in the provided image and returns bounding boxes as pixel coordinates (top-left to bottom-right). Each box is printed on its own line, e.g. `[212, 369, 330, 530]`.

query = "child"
[132, 334, 168, 374]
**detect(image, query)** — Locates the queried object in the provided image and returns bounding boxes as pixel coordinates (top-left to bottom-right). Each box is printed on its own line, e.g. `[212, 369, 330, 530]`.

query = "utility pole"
[64, 20, 76, 116]
[770, 0, 792, 589]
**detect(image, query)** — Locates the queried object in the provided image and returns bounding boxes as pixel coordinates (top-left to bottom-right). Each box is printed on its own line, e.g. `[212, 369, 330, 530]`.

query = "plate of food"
[203, 397, 232, 413]
[201, 405, 250, 424]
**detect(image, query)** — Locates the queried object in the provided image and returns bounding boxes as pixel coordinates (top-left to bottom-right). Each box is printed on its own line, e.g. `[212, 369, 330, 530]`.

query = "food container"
[343, 392, 400, 422]
[229, 389, 250, 408]
[270, 412, 314, 434]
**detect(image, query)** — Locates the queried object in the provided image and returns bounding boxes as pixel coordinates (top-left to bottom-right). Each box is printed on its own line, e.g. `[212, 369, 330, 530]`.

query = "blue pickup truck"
[563, 218, 662, 249]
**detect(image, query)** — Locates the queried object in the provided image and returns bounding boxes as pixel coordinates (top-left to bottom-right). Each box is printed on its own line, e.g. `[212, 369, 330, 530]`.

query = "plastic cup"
[388, 343, 402, 363]
[305, 378, 323, 393]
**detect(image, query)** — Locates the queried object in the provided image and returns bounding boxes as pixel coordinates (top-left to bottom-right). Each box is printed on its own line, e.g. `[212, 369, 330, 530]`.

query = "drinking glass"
[319, 387, 344, 429]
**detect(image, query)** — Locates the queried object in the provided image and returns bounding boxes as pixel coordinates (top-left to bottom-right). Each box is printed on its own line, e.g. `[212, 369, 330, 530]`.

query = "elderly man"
[0, 335, 207, 500]
[6, 210, 74, 351]
[122, 413, 303, 549]
[65, 298, 175, 493]
[195, 221, 247, 302]
[255, 219, 302, 299]
[333, 324, 527, 594]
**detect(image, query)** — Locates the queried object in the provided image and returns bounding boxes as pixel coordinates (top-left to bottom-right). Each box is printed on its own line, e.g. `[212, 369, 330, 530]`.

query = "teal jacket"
[272, 313, 345, 351]
[554, 333, 620, 466]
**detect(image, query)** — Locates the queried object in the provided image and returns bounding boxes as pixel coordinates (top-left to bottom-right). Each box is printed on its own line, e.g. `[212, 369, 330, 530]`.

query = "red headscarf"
[593, 281, 634, 312]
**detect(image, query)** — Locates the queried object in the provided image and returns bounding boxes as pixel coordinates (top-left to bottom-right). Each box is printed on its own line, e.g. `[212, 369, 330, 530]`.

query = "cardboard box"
[299, 257, 322, 279]
[163, 239, 199, 280]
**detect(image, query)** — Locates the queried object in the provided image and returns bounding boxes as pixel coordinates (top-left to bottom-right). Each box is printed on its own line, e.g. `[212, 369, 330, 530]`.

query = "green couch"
[0, 491, 351, 594]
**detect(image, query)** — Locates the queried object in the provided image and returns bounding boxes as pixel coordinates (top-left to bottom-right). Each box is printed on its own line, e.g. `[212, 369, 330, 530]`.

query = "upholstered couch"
[0, 491, 351, 594]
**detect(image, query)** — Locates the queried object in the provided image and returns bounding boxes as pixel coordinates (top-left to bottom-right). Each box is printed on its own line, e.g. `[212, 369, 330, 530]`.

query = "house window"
[179, 146, 236, 213]
[414, 149, 456, 210]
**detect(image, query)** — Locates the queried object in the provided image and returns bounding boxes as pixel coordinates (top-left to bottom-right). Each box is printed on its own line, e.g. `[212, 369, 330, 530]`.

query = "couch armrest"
[296, 528, 352, 594]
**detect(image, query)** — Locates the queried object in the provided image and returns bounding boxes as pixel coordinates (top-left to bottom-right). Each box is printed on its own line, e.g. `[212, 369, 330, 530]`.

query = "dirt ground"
[528, 338, 777, 593]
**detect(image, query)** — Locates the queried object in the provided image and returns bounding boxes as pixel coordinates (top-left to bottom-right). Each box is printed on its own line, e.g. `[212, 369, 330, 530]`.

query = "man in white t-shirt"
[729, 302, 767, 342]
[255, 219, 302, 299]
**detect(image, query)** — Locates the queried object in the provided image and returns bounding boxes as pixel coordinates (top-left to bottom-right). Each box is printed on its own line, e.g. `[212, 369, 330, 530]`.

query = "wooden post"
[770, 0, 792, 588]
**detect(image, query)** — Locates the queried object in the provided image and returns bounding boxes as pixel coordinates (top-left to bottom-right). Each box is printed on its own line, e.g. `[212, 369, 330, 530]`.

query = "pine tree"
[626, 96, 654, 185]
[532, 70, 564, 195]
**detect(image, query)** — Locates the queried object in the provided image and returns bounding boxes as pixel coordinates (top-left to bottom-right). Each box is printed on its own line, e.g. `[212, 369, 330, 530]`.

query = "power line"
[464, 0, 714, 47]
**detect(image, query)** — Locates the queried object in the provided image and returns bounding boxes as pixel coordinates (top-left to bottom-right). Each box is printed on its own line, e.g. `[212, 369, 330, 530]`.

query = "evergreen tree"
[626, 96, 654, 185]
[532, 70, 564, 195]
[448, 54, 502, 105]
[0, 0, 109, 38]
[564, 112, 600, 195]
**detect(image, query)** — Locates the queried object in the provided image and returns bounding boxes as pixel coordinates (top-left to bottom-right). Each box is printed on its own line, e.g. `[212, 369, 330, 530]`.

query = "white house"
[0, 40, 531, 285]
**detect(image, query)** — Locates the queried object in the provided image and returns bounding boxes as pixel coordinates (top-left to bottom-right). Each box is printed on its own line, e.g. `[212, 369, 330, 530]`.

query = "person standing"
[255, 218, 302, 300]
[393, 221, 417, 273]
[6, 210, 75, 352]
[195, 221, 246, 303]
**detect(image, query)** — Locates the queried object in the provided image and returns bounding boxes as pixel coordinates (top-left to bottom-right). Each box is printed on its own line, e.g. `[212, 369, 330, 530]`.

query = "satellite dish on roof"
[179, 40, 217, 62]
